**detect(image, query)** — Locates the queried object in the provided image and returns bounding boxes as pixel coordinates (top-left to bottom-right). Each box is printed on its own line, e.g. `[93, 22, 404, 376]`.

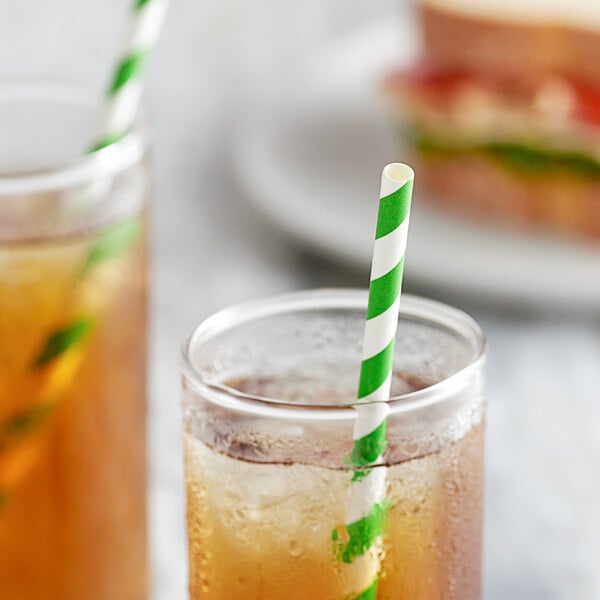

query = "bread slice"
[413, 151, 600, 239]
[419, 0, 600, 85]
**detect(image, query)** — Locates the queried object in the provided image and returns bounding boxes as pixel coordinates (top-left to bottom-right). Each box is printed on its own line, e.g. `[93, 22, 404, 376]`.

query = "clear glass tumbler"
[181, 289, 486, 600]
[0, 83, 148, 599]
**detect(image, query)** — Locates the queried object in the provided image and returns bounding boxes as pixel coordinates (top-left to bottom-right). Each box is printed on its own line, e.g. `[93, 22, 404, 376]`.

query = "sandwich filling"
[384, 64, 600, 180]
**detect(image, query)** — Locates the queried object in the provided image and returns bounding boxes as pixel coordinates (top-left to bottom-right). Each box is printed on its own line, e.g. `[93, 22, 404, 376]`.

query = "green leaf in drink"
[33, 318, 93, 368]
[81, 218, 140, 276]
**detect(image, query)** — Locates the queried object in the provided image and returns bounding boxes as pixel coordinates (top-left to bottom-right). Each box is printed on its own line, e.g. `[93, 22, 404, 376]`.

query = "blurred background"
[2, 1, 600, 598]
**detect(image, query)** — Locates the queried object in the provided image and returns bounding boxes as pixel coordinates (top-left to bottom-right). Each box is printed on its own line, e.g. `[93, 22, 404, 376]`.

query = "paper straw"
[333, 163, 414, 598]
[91, 0, 169, 151]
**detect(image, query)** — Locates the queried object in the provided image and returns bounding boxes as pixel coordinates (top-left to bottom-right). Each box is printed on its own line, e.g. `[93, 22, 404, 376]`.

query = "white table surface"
[3, 2, 600, 599]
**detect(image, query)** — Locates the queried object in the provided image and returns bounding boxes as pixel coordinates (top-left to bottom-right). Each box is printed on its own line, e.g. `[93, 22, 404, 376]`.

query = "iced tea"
[0, 220, 147, 599]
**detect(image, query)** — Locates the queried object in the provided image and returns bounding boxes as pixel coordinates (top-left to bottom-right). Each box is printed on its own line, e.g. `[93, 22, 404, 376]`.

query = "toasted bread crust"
[419, 1, 600, 85]
[413, 152, 600, 239]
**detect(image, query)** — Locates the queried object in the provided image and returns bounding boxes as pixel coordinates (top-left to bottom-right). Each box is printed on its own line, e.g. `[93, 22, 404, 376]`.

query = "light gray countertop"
[3, 2, 600, 599]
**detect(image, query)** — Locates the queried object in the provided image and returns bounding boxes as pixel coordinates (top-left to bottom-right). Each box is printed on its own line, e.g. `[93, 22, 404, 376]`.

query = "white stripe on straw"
[360, 297, 400, 359]
[369, 220, 410, 281]
[352, 402, 391, 441]
[344, 468, 388, 525]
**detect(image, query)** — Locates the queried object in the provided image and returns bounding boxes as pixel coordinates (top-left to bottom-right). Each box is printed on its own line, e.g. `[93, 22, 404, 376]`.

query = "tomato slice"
[390, 63, 468, 91]
[393, 62, 600, 129]
[570, 80, 600, 127]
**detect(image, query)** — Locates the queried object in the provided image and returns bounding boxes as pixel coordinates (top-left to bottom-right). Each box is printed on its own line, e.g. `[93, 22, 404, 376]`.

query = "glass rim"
[181, 289, 487, 421]
[0, 81, 148, 195]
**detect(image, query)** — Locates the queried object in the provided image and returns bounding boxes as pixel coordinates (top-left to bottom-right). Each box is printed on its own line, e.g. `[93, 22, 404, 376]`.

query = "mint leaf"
[33, 318, 93, 367]
[81, 218, 140, 276]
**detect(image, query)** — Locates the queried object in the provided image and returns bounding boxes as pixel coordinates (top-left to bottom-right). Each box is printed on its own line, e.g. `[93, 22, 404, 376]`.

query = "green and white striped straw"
[92, 0, 169, 151]
[334, 163, 414, 599]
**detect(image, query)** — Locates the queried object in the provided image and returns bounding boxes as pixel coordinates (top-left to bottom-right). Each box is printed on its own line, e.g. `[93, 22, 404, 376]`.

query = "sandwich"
[383, 0, 600, 238]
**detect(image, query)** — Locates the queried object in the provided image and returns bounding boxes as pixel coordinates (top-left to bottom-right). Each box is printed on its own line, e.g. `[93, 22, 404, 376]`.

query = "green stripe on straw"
[33, 318, 93, 368]
[81, 218, 141, 275]
[347, 421, 388, 467]
[365, 258, 405, 320]
[332, 501, 388, 564]
[109, 51, 149, 94]
[357, 341, 395, 399]
[375, 190, 412, 238]
[89, 132, 126, 153]
[350, 579, 379, 600]
[1, 403, 54, 439]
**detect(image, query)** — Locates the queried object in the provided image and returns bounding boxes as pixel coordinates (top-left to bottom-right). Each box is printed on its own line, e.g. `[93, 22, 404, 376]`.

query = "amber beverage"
[181, 290, 486, 600]
[0, 85, 149, 599]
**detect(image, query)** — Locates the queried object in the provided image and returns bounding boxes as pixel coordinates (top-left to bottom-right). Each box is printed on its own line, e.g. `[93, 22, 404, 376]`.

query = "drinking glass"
[0, 83, 149, 599]
[181, 289, 486, 600]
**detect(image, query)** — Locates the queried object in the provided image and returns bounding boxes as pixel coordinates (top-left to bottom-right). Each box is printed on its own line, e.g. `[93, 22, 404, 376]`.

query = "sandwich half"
[383, 0, 600, 238]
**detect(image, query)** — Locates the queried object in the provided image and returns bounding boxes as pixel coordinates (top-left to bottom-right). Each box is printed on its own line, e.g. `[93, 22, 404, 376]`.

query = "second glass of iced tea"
[0, 84, 148, 599]
[182, 289, 486, 600]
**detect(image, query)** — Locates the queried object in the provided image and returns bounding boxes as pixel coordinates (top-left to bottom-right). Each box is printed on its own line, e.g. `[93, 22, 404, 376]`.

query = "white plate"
[234, 17, 600, 310]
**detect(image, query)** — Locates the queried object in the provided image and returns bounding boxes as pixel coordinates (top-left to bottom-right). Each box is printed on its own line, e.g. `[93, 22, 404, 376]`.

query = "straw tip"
[382, 163, 414, 186]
